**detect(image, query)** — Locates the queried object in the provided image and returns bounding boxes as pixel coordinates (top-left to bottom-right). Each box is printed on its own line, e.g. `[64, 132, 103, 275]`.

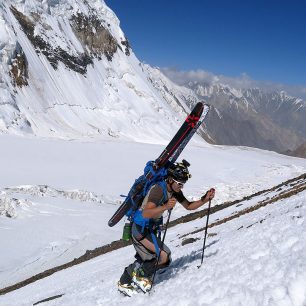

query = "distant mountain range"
[189, 82, 306, 154]
[0, 0, 305, 157]
[143, 65, 306, 156]
[286, 142, 306, 158]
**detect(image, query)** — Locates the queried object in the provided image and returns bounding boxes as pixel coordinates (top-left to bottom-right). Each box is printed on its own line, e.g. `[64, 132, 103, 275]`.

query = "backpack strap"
[157, 180, 168, 206]
[134, 180, 166, 256]
[133, 179, 168, 234]
[150, 229, 160, 257]
[133, 210, 149, 231]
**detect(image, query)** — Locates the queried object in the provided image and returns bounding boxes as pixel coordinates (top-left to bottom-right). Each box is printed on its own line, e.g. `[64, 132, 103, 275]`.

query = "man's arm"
[142, 198, 177, 218]
[180, 188, 215, 211]
[141, 185, 177, 219]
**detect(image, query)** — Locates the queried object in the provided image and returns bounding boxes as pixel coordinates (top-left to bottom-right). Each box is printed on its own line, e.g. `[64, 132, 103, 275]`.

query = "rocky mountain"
[187, 82, 306, 153]
[285, 142, 306, 158]
[143, 65, 306, 154]
[0, 0, 200, 142]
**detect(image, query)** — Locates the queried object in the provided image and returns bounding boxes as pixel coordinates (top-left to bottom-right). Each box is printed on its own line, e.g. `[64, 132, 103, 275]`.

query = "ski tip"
[202, 103, 211, 115]
[198, 101, 210, 108]
[196, 102, 211, 115]
[201, 102, 210, 108]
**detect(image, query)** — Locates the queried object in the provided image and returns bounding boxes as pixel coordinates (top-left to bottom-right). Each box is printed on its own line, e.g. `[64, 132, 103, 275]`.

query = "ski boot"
[132, 268, 152, 293]
[117, 281, 138, 297]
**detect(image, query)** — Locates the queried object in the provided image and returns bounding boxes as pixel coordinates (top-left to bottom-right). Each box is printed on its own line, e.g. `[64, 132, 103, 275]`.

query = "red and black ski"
[154, 102, 205, 167]
[108, 102, 210, 227]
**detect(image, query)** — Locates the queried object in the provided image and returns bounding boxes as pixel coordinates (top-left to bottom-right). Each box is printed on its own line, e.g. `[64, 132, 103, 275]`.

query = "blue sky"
[105, 0, 306, 91]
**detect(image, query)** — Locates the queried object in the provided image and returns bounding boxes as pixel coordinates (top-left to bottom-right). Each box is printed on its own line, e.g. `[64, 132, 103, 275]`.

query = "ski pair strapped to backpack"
[108, 102, 210, 227]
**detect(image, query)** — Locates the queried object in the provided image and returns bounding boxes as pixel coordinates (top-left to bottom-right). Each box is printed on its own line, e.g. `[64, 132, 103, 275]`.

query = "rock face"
[70, 12, 119, 61]
[10, 6, 101, 74]
[0, 0, 194, 141]
[9, 42, 28, 87]
[286, 143, 306, 158]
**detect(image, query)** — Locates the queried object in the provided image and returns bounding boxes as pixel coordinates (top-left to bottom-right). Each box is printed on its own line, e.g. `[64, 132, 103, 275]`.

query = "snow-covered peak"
[189, 80, 306, 113]
[189, 81, 243, 99]
[0, 0, 199, 143]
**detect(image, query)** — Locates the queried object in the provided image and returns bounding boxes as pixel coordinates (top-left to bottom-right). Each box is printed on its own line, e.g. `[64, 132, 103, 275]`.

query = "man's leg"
[118, 261, 139, 296]
[130, 226, 172, 291]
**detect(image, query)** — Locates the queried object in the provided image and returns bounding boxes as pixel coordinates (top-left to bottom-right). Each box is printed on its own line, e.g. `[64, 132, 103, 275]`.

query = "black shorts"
[131, 223, 171, 262]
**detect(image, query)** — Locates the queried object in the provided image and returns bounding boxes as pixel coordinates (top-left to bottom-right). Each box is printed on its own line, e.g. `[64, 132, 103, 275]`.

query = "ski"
[169, 104, 210, 164]
[108, 102, 210, 227]
[154, 102, 205, 167]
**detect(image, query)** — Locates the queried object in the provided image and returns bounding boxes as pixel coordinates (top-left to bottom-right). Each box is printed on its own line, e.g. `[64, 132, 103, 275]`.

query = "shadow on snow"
[155, 239, 219, 285]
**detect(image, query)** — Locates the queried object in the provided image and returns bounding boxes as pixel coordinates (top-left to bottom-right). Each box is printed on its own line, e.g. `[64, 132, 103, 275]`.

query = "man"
[118, 160, 215, 296]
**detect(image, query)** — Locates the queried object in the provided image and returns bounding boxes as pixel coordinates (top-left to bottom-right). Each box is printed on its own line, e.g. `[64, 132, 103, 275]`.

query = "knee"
[165, 253, 172, 267]
[163, 252, 172, 267]
[157, 253, 172, 270]
[159, 251, 171, 265]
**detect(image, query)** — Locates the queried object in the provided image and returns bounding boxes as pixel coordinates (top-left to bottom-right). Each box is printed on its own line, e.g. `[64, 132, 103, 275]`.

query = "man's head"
[167, 159, 191, 191]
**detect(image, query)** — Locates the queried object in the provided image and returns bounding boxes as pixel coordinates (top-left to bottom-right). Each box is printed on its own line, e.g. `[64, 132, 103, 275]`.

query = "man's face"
[171, 178, 184, 192]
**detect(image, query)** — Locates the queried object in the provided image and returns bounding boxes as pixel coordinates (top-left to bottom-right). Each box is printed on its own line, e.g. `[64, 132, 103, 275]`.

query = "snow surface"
[0, 135, 305, 305]
[0, 134, 306, 305]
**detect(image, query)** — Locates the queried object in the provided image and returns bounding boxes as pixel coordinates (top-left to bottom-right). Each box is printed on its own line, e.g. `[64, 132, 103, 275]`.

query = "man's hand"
[164, 197, 177, 210]
[201, 188, 215, 202]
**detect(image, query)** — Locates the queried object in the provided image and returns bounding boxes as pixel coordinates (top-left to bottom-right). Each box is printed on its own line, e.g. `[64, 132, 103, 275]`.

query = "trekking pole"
[197, 199, 212, 268]
[150, 208, 172, 293]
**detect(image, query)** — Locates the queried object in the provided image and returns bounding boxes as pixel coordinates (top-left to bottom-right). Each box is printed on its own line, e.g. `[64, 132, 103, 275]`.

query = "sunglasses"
[172, 179, 185, 187]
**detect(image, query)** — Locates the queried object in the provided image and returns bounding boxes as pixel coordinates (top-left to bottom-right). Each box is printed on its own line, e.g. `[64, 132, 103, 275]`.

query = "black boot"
[141, 258, 157, 277]
[119, 267, 133, 285]
[118, 266, 137, 297]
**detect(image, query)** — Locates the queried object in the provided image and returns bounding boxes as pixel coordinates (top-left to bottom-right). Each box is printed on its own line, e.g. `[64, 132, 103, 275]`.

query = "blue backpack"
[122, 161, 174, 256]
[124, 161, 169, 229]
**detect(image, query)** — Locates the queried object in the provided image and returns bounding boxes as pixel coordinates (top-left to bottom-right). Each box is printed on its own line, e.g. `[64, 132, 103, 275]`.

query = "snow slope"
[0, 159, 305, 305]
[0, 0, 197, 141]
[0, 134, 305, 293]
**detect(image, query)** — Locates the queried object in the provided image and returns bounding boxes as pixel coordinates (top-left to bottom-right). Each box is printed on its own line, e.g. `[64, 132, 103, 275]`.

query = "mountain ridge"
[0, 0, 193, 142]
[0, 0, 305, 157]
